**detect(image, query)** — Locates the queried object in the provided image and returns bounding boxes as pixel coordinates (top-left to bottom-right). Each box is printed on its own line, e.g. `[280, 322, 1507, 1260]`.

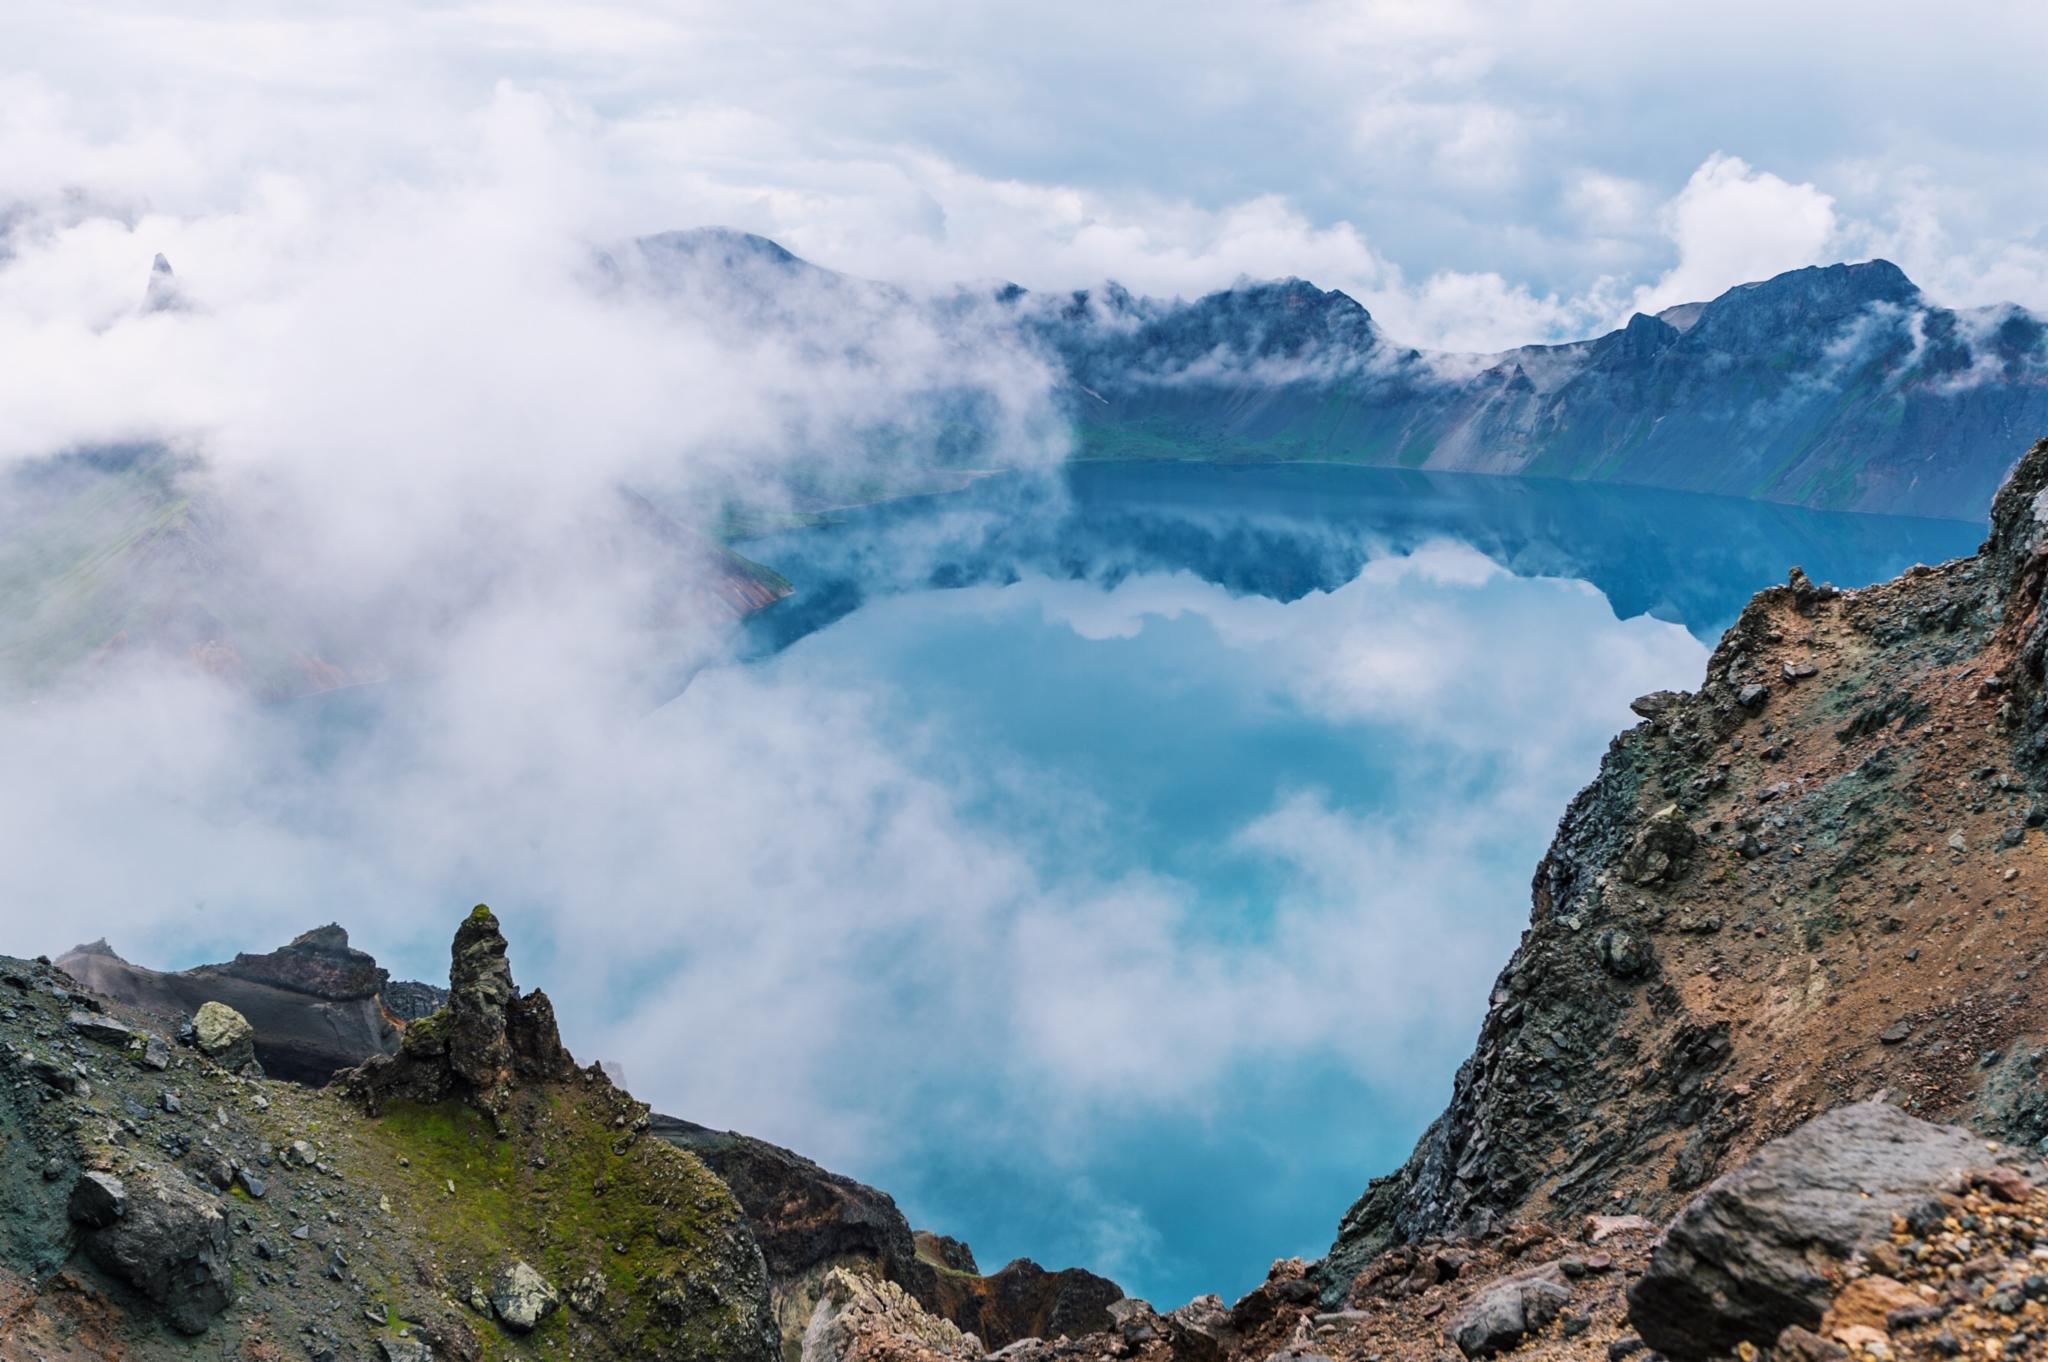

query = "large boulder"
[1626, 1102, 1994, 1359]
[191, 1000, 258, 1074]
[70, 1165, 235, 1334]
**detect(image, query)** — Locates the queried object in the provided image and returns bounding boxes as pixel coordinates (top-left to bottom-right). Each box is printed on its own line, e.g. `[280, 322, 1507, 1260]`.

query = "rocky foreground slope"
[26, 918, 1125, 1362]
[0, 907, 777, 1361]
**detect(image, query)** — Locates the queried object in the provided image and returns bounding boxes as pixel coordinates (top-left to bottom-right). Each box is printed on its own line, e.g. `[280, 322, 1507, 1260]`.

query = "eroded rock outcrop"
[800, 1267, 981, 1362]
[343, 905, 577, 1116]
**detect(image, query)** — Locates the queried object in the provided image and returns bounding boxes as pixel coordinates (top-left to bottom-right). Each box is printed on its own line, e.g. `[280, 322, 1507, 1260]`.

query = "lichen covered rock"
[491, 1259, 561, 1333]
[191, 1000, 258, 1074]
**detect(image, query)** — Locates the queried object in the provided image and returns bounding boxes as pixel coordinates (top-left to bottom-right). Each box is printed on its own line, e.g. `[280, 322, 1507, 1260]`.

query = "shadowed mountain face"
[55, 927, 444, 1084]
[1030, 258, 2048, 521]
[632, 230, 2048, 521]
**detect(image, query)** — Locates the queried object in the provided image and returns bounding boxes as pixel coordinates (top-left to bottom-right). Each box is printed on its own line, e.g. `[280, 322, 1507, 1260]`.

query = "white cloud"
[1629, 153, 1839, 316]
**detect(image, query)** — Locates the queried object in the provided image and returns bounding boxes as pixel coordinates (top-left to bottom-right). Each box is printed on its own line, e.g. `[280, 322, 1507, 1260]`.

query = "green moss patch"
[360, 1083, 756, 1359]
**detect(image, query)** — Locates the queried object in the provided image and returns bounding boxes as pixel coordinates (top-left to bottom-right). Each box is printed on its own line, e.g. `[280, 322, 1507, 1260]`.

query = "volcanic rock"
[1625, 1102, 1991, 1358]
[1447, 1266, 1572, 1358]
[74, 1164, 235, 1334]
[342, 905, 577, 1116]
[56, 931, 437, 1083]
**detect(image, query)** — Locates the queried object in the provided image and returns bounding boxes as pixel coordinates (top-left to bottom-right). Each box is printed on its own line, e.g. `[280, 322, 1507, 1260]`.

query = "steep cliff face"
[1319, 436, 2048, 1295]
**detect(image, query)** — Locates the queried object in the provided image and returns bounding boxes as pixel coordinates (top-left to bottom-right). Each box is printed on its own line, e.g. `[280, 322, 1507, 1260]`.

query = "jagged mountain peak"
[1687, 257, 1921, 342]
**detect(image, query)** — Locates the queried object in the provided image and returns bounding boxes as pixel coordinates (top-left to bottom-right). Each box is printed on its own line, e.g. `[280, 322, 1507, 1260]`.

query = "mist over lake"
[692, 462, 1981, 1303]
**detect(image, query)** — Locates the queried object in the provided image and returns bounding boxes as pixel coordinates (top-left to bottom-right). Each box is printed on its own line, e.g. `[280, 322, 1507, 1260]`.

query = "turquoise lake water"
[152, 460, 1985, 1314]
[723, 462, 1984, 1306]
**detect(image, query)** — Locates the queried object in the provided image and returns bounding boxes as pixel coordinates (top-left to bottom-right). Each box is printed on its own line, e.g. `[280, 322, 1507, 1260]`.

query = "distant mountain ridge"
[1031, 254, 2048, 520]
[646, 229, 2048, 521]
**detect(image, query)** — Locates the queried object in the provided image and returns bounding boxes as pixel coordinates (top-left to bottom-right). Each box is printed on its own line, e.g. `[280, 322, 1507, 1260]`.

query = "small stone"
[1947, 831, 1967, 853]
[490, 1261, 559, 1334]
[1738, 683, 1769, 709]
[235, 1168, 267, 1200]
[1880, 1020, 1913, 1044]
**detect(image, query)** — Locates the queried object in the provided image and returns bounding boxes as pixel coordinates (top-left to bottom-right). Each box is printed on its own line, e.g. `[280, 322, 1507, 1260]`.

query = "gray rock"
[567, 1271, 607, 1315]
[1449, 1268, 1572, 1358]
[1626, 1102, 1989, 1359]
[1737, 683, 1769, 709]
[192, 1000, 258, 1072]
[1596, 929, 1654, 980]
[68, 1010, 134, 1045]
[1620, 806, 1697, 885]
[139, 1033, 172, 1070]
[74, 1165, 235, 1334]
[377, 1339, 433, 1362]
[491, 1260, 560, 1333]
[68, 1171, 127, 1228]
[1628, 691, 1687, 720]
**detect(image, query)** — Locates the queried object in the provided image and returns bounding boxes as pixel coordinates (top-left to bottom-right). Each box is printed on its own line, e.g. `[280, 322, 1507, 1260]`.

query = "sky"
[1, 0, 2044, 1308]
[9, 0, 2048, 351]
